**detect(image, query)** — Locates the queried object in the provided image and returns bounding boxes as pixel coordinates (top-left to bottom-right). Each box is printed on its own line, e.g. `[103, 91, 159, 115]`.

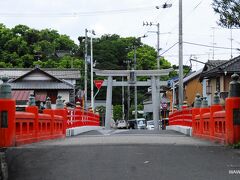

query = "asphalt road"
[6, 129, 240, 180]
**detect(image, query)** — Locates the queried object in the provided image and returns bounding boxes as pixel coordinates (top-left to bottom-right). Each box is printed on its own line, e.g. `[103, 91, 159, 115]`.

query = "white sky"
[0, 0, 239, 70]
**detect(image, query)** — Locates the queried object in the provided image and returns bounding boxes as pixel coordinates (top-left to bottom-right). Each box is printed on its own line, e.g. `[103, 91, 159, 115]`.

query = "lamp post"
[84, 29, 95, 111]
[89, 30, 95, 112]
[84, 29, 88, 110]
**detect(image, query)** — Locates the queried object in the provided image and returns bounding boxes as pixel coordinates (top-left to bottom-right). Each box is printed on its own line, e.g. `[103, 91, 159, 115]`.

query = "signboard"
[94, 80, 104, 90]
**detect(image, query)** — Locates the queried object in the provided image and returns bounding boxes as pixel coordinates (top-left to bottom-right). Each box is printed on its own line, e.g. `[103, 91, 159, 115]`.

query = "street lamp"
[89, 30, 96, 112]
[84, 29, 95, 111]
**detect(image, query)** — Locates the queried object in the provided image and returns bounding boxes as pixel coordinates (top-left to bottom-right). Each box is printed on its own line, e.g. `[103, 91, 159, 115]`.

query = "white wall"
[22, 72, 52, 81]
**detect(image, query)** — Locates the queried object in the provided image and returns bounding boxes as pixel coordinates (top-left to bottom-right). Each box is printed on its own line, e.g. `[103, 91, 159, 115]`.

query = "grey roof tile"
[10, 81, 73, 90]
[0, 68, 80, 79]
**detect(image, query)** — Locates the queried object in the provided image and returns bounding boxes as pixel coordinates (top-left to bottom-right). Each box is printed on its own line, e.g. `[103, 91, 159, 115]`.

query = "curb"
[166, 125, 192, 136]
[66, 126, 104, 136]
[0, 151, 8, 180]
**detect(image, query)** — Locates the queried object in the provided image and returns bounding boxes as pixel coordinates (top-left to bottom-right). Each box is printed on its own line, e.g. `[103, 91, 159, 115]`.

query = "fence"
[168, 73, 240, 144]
[0, 99, 100, 148]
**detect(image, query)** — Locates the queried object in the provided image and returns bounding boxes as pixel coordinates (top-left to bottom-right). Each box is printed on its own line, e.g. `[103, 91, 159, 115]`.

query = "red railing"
[169, 107, 192, 127]
[213, 110, 226, 143]
[0, 98, 100, 147]
[168, 96, 240, 144]
[66, 108, 100, 128]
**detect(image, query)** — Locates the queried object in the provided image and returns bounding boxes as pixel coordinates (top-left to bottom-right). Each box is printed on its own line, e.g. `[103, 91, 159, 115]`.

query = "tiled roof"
[12, 90, 32, 101]
[12, 90, 47, 101]
[0, 68, 80, 79]
[10, 81, 73, 90]
[200, 55, 240, 79]
[183, 68, 203, 83]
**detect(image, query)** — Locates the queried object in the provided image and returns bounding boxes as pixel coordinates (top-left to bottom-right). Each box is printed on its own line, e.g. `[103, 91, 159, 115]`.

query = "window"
[216, 77, 220, 92]
[206, 79, 212, 94]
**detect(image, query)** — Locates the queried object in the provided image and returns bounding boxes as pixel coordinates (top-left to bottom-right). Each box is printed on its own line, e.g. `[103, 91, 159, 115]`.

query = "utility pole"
[143, 21, 160, 130]
[123, 59, 131, 121]
[230, 28, 233, 59]
[122, 76, 125, 120]
[90, 35, 94, 112]
[84, 29, 88, 110]
[127, 61, 130, 121]
[134, 46, 138, 120]
[178, 0, 184, 108]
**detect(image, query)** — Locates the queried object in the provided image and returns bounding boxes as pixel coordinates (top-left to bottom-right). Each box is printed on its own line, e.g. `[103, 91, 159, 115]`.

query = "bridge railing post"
[0, 76, 16, 147]
[199, 97, 210, 136]
[26, 94, 39, 141]
[225, 73, 240, 144]
[192, 93, 201, 135]
[210, 92, 223, 139]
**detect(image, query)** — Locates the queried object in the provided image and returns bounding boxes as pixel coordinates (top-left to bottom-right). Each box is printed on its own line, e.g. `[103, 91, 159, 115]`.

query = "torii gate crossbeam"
[94, 68, 173, 130]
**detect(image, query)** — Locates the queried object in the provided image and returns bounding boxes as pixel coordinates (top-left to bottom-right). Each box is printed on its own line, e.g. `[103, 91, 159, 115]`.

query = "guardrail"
[168, 73, 240, 144]
[0, 100, 100, 148]
[168, 96, 240, 144]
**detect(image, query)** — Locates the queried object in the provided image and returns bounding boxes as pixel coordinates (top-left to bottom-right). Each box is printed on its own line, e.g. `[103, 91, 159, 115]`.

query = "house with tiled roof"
[0, 67, 81, 108]
[166, 68, 203, 109]
[200, 55, 240, 105]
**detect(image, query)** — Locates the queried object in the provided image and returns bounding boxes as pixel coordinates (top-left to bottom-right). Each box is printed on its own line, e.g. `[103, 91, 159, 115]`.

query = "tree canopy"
[0, 23, 81, 69]
[212, 0, 240, 28]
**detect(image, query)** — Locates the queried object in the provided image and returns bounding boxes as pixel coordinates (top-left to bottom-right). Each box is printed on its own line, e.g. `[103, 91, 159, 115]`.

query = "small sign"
[94, 80, 104, 90]
[233, 109, 240, 125]
[0, 111, 8, 128]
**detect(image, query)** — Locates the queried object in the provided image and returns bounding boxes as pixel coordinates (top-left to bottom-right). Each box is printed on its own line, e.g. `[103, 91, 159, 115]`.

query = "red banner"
[94, 80, 104, 90]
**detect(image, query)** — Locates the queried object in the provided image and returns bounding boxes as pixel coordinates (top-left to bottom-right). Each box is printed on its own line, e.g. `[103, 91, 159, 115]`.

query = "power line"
[164, 52, 240, 57]
[160, 42, 178, 56]
[184, 41, 240, 50]
[0, 6, 155, 17]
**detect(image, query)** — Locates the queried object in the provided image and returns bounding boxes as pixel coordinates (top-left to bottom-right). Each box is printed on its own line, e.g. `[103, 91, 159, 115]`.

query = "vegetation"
[212, 0, 240, 28]
[232, 141, 240, 149]
[0, 24, 82, 69]
[113, 105, 123, 121]
[0, 23, 192, 107]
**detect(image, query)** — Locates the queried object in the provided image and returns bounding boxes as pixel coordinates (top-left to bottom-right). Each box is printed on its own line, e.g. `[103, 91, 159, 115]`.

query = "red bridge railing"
[168, 96, 240, 144]
[0, 99, 100, 148]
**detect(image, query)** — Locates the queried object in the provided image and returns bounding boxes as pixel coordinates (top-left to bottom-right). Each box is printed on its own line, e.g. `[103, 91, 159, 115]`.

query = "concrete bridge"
[2, 129, 240, 180]
[1, 74, 240, 180]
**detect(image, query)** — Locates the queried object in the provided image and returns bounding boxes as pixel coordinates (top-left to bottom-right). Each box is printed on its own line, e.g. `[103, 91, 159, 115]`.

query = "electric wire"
[0, 6, 156, 17]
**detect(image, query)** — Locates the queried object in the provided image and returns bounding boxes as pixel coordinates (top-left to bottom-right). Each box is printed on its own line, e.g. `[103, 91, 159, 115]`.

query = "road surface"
[6, 129, 240, 180]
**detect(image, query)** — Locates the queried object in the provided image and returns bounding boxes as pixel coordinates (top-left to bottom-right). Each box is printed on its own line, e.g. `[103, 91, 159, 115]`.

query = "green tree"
[54, 35, 77, 51]
[128, 44, 156, 70]
[212, 0, 240, 28]
[113, 105, 123, 121]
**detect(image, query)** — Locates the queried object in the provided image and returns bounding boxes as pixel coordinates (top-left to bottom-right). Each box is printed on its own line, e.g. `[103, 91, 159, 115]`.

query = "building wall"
[21, 72, 53, 81]
[208, 75, 232, 105]
[184, 77, 202, 107]
[166, 90, 173, 111]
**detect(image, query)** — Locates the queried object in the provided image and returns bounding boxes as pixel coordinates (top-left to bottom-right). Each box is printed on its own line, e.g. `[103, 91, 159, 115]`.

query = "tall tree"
[212, 0, 240, 28]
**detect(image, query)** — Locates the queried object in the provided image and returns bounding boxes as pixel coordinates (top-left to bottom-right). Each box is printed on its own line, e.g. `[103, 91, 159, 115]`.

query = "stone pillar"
[56, 95, 64, 109]
[105, 76, 113, 129]
[28, 94, 36, 106]
[45, 97, 52, 109]
[151, 76, 159, 131]
[194, 93, 202, 108]
[201, 97, 208, 108]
